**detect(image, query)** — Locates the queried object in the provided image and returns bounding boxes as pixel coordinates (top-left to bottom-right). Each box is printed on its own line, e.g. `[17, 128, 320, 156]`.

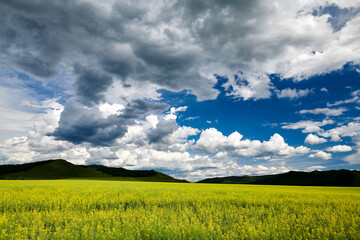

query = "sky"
[0, 0, 360, 181]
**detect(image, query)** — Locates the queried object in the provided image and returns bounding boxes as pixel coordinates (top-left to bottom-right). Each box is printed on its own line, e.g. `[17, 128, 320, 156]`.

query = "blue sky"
[0, 0, 359, 181]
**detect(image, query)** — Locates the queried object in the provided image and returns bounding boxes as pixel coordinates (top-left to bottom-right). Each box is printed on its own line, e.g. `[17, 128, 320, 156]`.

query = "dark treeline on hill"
[197, 170, 360, 186]
[0, 159, 188, 182]
[1, 159, 360, 186]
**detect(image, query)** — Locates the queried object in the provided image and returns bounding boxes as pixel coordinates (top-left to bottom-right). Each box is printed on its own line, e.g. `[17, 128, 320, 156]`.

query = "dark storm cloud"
[51, 98, 168, 146]
[73, 67, 113, 106]
[0, 0, 221, 102]
[2, 0, 359, 103]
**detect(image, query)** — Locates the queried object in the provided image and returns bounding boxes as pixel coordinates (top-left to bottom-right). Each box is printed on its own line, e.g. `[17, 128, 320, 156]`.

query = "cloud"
[344, 137, 360, 164]
[0, 135, 89, 165]
[1, 0, 360, 179]
[305, 134, 327, 145]
[327, 89, 360, 107]
[51, 98, 168, 146]
[299, 107, 347, 116]
[185, 116, 199, 121]
[309, 151, 332, 160]
[114, 110, 199, 153]
[326, 145, 353, 152]
[98, 103, 125, 118]
[164, 106, 188, 120]
[320, 87, 328, 92]
[275, 88, 310, 99]
[73, 67, 114, 107]
[305, 165, 326, 171]
[223, 72, 273, 101]
[147, 120, 179, 144]
[1, 0, 360, 105]
[194, 128, 309, 158]
[282, 119, 334, 133]
[319, 121, 360, 141]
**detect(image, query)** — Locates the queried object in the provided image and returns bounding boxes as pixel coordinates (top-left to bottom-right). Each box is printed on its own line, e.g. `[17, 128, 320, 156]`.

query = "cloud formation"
[194, 128, 309, 158]
[282, 119, 334, 133]
[326, 145, 352, 152]
[309, 151, 332, 160]
[1, 0, 360, 103]
[320, 121, 360, 141]
[276, 88, 310, 99]
[51, 99, 168, 146]
[299, 107, 347, 116]
[305, 134, 327, 145]
[0, 0, 360, 180]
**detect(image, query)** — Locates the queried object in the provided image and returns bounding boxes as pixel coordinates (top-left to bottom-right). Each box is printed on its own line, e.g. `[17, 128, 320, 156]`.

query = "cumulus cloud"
[305, 134, 327, 145]
[299, 107, 347, 116]
[194, 128, 309, 158]
[276, 88, 310, 99]
[309, 151, 332, 160]
[326, 145, 352, 152]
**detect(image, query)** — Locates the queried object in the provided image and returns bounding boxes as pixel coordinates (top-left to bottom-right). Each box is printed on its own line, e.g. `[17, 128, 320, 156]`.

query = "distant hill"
[0, 159, 188, 182]
[197, 170, 360, 186]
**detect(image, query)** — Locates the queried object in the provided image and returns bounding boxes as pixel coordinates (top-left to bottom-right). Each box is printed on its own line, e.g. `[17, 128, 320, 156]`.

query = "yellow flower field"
[0, 180, 359, 239]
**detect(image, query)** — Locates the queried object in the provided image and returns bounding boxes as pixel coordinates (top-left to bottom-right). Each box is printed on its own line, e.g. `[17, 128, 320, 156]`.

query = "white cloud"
[305, 134, 327, 145]
[299, 107, 347, 116]
[327, 89, 360, 107]
[320, 87, 328, 92]
[320, 121, 360, 141]
[146, 115, 159, 128]
[0, 106, 37, 132]
[309, 151, 332, 160]
[164, 106, 188, 120]
[344, 139, 360, 164]
[326, 145, 352, 152]
[305, 165, 326, 171]
[98, 103, 124, 118]
[0, 135, 86, 165]
[185, 116, 199, 121]
[194, 128, 309, 158]
[223, 72, 273, 101]
[276, 88, 310, 99]
[282, 119, 334, 133]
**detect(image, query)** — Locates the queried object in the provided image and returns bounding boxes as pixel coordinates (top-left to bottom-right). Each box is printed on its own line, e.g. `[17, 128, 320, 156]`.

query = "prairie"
[0, 180, 359, 239]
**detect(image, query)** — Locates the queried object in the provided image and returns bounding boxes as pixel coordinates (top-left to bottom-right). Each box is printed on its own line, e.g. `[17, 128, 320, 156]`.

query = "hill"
[0, 159, 188, 182]
[197, 170, 360, 186]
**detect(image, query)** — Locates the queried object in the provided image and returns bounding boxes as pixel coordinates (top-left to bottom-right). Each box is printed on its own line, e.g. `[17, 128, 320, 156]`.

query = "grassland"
[0, 180, 359, 239]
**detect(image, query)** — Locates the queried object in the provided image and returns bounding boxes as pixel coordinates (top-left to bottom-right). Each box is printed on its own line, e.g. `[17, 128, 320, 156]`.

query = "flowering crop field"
[0, 180, 359, 239]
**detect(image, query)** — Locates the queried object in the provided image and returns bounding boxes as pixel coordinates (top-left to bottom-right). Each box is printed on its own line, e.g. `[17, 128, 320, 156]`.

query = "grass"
[0, 180, 359, 239]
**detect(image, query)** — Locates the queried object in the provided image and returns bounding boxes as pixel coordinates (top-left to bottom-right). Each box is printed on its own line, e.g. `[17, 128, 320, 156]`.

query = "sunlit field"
[0, 180, 359, 239]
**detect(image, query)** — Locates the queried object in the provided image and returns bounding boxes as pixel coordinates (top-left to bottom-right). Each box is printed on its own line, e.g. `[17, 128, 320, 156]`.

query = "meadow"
[0, 180, 359, 239]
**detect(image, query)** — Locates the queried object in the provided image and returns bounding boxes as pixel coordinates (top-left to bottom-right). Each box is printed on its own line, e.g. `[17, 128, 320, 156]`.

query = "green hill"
[197, 170, 360, 186]
[0, 159, 188, 182]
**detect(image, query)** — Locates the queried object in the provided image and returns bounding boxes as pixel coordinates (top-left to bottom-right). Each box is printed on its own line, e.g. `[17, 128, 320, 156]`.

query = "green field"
[0, 180, 359, 239]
